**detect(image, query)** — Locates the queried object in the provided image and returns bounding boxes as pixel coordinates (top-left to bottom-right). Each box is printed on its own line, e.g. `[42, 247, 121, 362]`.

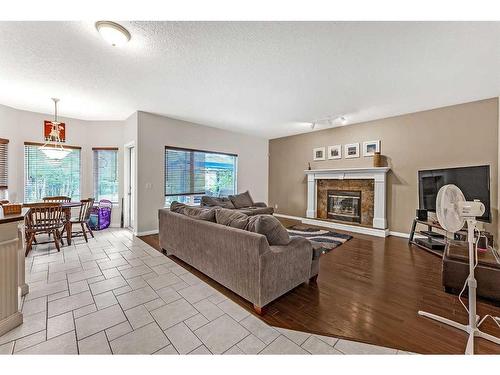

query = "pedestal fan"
[418, 184, 500, 354]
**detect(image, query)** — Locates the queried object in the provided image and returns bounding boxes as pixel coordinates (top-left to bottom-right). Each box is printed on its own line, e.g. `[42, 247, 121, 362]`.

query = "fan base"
[418, 310, 500, 354]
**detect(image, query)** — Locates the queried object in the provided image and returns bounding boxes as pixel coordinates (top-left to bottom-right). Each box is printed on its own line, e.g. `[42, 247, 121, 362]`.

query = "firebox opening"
[327, 190, 362, 223]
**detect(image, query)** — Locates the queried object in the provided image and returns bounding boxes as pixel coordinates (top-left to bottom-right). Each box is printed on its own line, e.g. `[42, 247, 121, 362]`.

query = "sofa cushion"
[170, 201, 186, 213]
[201, 196, 235, 209]
[228, 191, 254, 208]
[215, 208, 249, 229]
[246, 215, 290, 246]
[170, 202, 216, 222]
[237, 207, 274, 216]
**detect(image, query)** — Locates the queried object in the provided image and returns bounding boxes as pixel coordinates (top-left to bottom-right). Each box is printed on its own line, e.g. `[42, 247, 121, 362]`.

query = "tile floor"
[0, 228, 412, 355]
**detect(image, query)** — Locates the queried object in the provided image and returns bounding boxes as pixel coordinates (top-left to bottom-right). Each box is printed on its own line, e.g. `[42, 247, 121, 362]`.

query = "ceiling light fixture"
[39, 98, 70, 160]
[95, 21, 131, 47]
[310, 115, 348, 129]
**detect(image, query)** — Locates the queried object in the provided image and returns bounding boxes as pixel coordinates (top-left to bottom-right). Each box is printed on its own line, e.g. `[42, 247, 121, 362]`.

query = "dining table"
[60, 201, 83, 245]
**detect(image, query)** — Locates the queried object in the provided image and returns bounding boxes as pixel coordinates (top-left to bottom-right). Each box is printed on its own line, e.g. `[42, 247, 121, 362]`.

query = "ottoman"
[442, 241, 500, 304]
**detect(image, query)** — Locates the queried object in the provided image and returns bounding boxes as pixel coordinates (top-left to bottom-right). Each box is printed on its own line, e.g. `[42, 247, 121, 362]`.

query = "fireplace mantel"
[304, 167, 390, 237]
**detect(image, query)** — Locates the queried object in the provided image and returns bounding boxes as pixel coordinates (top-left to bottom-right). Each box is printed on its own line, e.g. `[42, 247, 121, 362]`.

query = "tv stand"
[408, 218, 447, 257]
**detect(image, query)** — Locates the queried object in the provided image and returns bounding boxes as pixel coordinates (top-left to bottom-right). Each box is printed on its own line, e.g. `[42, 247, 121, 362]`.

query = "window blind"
[93, 148, 119, 202]
[0, 139, 8, 200]
[164, 146, 237, 206]
[24, 142, 81, 203]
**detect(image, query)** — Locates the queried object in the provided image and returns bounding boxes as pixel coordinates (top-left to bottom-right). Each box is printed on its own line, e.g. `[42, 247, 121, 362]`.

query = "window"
[165, 146, 237, 206]
[0, 138, 8, 200]
[24, 142, 81, 202]
[93, 148, 119, 203]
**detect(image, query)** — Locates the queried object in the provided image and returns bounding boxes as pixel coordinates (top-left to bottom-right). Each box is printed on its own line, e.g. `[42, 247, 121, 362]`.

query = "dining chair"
[60, 198, 95, 242]
[24, 203, 65, 256]
[42, 196, 71, 203]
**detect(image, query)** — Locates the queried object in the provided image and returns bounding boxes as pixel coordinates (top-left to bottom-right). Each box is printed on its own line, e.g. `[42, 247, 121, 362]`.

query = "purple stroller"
[89, 199, 113, 230]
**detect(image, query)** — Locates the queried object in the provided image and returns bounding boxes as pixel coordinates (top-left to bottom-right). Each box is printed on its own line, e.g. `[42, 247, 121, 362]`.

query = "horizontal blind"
[0, 139, 8, 190]
[165, 146, 237, 200]
[93, 149, 119, 202]
[24, 143, 81, 203]
[165, 148, 205, 196]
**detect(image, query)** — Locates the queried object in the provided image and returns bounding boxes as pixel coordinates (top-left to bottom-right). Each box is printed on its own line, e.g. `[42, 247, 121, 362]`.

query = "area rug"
[287, 225, 353, 256]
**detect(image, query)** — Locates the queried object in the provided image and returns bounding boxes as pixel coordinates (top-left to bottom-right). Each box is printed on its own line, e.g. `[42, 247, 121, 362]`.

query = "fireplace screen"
[327, 190, 362, 223]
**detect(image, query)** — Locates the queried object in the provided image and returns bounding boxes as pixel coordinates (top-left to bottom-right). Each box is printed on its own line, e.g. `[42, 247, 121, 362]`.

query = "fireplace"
[327, 190, 362, 223]
[306, 168, 389, 235]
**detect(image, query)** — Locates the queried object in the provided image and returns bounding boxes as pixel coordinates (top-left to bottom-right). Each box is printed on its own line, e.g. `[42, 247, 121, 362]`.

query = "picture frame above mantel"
[344, 143, 360, 159]
[363, 140, 381, 157]
[327, 145, 341, 159]
[313, 147, 326, 161]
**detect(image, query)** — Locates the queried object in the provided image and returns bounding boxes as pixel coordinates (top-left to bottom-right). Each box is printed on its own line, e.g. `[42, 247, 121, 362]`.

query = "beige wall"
[269, 98, 499, 237]
[0, 104, 125, 226]
[135, 111, 269, 234]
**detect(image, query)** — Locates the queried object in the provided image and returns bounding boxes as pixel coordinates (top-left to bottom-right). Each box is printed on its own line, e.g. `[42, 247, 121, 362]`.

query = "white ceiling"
[0, 21, 498, 139]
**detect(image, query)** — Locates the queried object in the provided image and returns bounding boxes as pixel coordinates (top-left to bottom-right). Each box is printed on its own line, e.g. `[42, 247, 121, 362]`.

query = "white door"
[128, 146, 135, 229]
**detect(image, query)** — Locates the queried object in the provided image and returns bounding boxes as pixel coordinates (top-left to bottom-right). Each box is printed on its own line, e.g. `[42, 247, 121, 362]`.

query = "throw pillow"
[182, 206, 217, 222]
[228, 190, 254, 208]
[201, 196, 235, 209]
[246, 215, 290, 246]
[170, 202, 216, 222]
[170, 201, 186, 213]
[215, 208, 249, 229]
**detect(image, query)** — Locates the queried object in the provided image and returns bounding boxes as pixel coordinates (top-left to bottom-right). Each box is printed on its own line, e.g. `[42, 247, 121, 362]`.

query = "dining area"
[22, 196, 96, 256]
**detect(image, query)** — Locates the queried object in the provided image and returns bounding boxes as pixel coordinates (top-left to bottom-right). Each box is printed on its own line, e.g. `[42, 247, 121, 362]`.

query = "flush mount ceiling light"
[95, 21, 131, 47]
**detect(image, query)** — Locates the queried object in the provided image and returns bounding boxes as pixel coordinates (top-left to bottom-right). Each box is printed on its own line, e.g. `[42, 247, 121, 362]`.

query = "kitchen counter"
[0, 208, 28, 337]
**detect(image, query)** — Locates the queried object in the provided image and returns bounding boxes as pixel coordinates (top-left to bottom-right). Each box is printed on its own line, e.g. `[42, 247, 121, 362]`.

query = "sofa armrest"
[257, 237, 312, 306]
[253, 202, 268, 207]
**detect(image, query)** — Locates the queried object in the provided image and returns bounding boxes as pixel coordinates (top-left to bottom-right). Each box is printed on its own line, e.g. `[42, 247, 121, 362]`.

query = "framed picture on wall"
[327, 145, 341, 160]
[344, 143, 360, 158]
[313, 147, 326, 161]
[363, 140, 380, 157]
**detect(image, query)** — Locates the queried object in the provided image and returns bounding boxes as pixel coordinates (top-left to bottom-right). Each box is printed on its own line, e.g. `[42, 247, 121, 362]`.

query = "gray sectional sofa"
[158, 206, 318, 314]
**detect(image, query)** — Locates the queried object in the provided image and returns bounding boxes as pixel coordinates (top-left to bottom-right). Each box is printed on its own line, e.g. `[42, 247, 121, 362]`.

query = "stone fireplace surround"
[304, 167, 390, 237]
[318, 180, 374, 225]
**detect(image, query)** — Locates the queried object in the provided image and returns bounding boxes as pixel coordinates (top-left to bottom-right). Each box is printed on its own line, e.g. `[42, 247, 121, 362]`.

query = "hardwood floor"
[139, 218, 500, 354]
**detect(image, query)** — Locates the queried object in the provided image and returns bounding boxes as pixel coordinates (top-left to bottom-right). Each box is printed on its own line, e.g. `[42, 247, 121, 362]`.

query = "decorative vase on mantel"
[373, 152, 383, 167]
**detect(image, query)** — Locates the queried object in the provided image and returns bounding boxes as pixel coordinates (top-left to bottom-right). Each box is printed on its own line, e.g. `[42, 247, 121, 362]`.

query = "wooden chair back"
[24, 203, 65, 232]
[78, 198, 95, 222]
[43, 196, 71, 203]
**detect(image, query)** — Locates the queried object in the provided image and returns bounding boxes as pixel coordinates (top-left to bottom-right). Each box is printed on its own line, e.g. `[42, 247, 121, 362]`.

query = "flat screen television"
[418, 165, 491, 223]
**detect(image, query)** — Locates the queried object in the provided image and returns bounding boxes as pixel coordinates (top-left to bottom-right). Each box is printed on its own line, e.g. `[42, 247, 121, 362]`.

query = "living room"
[1, 1, 499, 373]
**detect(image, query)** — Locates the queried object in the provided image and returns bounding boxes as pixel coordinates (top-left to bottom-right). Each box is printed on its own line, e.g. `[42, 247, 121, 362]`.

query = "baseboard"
[274, 213, 304, 221]
[0, 311, 23, 337]
[301, 218, 390, 238]
[388, 231, 410, 238]
[135, 229, 159, 237]
[388, 231, 425, 239]
[275, 213, 415, 239]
